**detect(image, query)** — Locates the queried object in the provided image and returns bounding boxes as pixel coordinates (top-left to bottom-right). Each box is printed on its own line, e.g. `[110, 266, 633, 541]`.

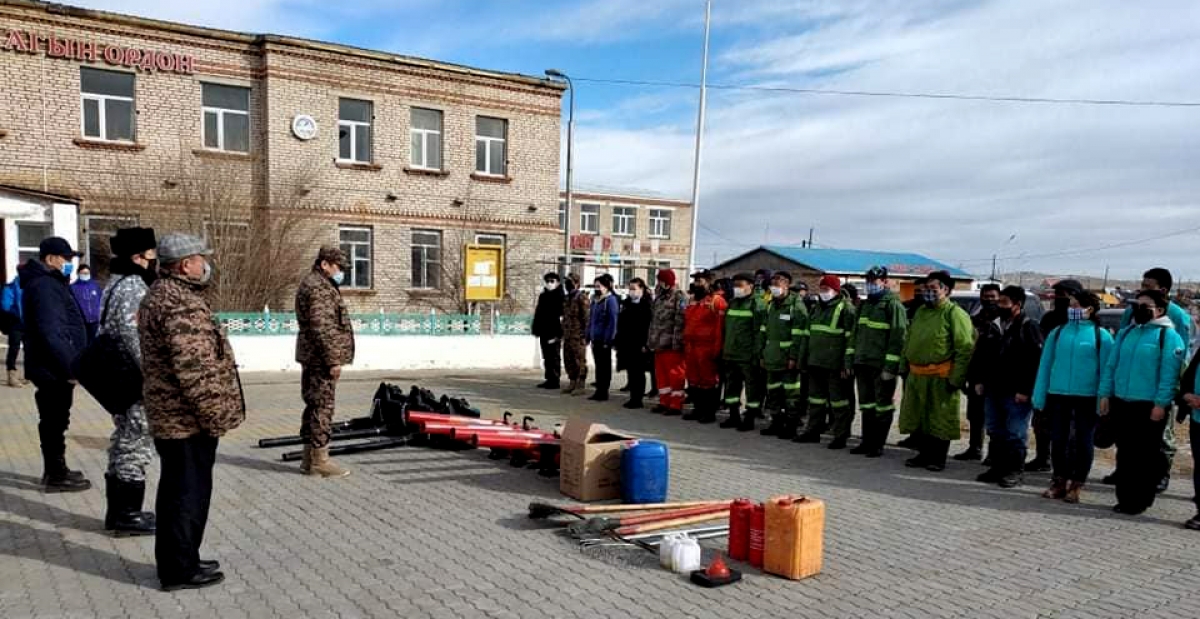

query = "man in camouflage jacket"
[561, 273, 590, 395]
[295, 247, 356, 478]
[139, 233, 243, 592]
[649, 269, 687, 415]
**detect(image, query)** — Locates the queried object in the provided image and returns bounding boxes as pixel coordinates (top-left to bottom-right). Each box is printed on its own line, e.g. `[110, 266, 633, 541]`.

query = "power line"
[573, 76, 1200, 109]
[956, 223, 1200, 263]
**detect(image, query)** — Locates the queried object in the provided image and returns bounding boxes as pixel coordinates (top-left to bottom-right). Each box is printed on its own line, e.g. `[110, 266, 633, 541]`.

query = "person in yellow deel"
[899, 270, 975, 471]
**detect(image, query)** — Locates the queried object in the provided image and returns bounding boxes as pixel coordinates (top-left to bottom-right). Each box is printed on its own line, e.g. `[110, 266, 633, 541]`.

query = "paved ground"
[2, 369, 1200, 618]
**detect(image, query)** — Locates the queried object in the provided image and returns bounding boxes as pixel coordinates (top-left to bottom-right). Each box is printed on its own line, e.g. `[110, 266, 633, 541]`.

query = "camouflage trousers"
[301, 365, 339, 449]
[563, 335, 589, 382]
[107, 403, 154, 483]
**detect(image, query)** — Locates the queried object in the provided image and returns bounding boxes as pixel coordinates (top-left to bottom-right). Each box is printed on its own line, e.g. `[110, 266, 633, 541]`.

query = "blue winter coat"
[1031, 320, 1114, 411]
[1120, 301, 1191, 350]
[1099, 318, 1185, 408]
[587, 292, 619, 346]
[20, 260, 88, 384]
[70, 279, 104, 324]
[1, 276, 23, 326]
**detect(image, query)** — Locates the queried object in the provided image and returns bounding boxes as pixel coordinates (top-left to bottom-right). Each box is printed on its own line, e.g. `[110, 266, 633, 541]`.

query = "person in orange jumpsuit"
[682, 273, 726, 423]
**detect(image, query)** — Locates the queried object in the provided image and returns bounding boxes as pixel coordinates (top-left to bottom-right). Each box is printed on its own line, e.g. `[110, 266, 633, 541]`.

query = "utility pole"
[686, 0, 712, 273]
[808, 228, 814, 248]
[1102, 264, 1110, 290]
[991, 254, 998, 281]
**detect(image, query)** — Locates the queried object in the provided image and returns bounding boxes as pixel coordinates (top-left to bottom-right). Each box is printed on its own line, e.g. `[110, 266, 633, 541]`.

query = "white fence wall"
[231, 335, 542, 373]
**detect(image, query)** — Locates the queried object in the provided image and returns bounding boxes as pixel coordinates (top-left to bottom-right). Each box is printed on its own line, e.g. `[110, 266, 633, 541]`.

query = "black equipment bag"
[72, 276, 143, 415]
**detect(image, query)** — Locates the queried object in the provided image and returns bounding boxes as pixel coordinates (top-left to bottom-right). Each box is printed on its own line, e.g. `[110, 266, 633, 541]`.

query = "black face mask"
[1133, 305, 1155, 325]
[690, 284, 708, 299]
[564, 280, 576, 293]
[997, 305, 1017, 322]
[1054, 297, 1070, 312]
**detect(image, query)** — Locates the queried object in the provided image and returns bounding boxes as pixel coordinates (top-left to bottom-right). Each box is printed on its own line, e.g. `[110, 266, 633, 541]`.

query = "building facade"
[0, 0, 564, 312]
[555, 187, 692, 288]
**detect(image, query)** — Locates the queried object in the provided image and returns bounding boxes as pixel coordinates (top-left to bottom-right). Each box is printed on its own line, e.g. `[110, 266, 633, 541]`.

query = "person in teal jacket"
[1099, 289, 1185, 516]
[1032, 291, 1114, 504]
[1112, 267, 1190, 493]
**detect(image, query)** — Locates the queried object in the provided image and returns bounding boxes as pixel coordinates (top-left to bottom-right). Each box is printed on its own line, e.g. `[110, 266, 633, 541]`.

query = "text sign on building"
[464, 244, 505, 302]
[3, 30, 196, 75]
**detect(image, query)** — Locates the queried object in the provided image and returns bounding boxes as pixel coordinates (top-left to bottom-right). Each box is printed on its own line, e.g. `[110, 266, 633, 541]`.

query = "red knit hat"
[657, 269, 677, 287]
[819, 275, 842, 293]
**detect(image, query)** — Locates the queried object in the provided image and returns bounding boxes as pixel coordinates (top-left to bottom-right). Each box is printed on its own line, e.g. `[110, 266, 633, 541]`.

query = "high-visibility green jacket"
[805, 296, 856, 371]
[723, 293, 765, 363]
[851, 291, 908, 374]
[762, 293, 808, 371]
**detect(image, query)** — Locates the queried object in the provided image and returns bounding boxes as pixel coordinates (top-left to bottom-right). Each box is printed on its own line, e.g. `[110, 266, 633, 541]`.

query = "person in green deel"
[899, 270, 975, 471]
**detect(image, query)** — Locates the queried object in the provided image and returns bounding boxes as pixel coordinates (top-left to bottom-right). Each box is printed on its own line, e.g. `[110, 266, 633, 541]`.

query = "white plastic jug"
[659, 533, 684, 569]
[670, 536, 702, 574]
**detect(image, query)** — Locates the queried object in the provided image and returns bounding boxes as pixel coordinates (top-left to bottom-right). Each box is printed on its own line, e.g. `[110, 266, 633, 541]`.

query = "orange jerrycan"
[763, 495, 825, 580]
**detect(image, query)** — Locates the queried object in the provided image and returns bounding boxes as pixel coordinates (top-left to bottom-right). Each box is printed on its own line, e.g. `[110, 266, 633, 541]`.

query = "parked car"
[948, 290, 1046, 323]
[1095, 308, 1125, 334]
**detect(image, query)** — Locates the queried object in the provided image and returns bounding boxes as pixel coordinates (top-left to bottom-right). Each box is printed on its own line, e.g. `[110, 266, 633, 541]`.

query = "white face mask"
[733, 287, 751, 299]
[629, 290, 643, 302]
[78, 273, 92, 282]
[545, 281, 560, 291]
[769, 286, 784, 298]
[818, 291, 836, 302]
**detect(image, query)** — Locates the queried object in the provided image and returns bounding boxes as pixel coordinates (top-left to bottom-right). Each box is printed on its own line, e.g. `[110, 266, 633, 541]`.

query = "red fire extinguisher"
[748, 502, 766, 568]
[728, 498, 754, 562]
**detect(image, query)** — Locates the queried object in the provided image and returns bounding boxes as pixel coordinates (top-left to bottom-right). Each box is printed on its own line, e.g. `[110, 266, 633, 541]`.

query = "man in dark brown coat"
[295, 246, 355, 477]
[140, 233, 245, 591]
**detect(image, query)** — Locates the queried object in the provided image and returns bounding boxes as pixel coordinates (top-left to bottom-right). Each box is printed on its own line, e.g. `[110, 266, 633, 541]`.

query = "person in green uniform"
[796, 275, 857, 448]
[849, 266, 908, 458]
[759, 271, 809, 439]
[899, 271, 975, 471]
[721, 273, 766, 431]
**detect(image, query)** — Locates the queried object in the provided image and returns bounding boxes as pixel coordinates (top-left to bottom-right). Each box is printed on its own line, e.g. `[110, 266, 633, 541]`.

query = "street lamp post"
[545, 69, 574, 277]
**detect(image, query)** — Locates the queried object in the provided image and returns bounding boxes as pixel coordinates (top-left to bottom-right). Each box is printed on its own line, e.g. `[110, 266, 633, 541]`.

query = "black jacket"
[616, 294, 653, 370]
[20, 259, 88, 384]
[531, 287, 564, 340]
[1040, 308, 1069, 337]
[969, 312, 1045, 397]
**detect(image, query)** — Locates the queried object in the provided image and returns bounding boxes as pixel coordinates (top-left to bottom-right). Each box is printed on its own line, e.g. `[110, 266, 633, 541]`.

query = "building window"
[558, 201, 567, 231]
[85, 215, 138, 278]
[338, 98, 373, 163]
[338, 226, 372, 289]
[475, 116, 507, 176]
[612, 206, 636, 237]
[620, 260, 636, 287]
[579, 203, 599, 234]
[649, 209, 672, 239]
[410, 107, 443, 170]
[411, 230, 442, 290]
[648, 260, 671, 284]
[17, 222, 53, 266]
[80, 68, 135, 142]
[201, 83, 250, 153]
[474, 233, 505, 246]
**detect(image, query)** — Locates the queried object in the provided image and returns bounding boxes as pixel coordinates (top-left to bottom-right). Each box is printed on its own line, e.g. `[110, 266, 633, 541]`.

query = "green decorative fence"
[218, 312, 531, 336]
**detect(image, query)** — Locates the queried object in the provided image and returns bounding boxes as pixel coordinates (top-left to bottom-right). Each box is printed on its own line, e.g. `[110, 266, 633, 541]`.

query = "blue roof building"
[711, 245, 975, 284]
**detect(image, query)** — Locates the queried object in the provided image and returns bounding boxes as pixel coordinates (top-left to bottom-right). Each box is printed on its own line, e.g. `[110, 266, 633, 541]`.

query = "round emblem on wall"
[291, 115, 318, 141]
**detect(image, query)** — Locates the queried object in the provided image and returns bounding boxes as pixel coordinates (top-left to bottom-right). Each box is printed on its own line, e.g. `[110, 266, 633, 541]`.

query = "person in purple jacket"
[587, 273, 620, 402]
[70, 264, 103, 344]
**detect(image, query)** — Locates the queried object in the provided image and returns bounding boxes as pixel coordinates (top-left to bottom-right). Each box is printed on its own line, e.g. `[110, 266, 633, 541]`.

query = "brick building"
[554, 186, 692, 288]
[0, 0, 565, 312]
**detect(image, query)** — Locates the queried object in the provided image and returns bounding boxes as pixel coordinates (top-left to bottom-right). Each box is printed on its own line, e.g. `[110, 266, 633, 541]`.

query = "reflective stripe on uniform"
[790, 328, 808, 336]
[760, 326, 767, 332]
[877, 404, 896, 413]
[809, 397, 828, 405]
[724, 397, 742, 404]
[779, 341, 793, 349]
[659, 388, 671, 395]
[885, 354, 901, 363]
[845, 348, 856, 355]
[783, 382, 801, 390]
[810, 324, 844, 335]
[830, 399, 851, 408]
[860, 403, 877, 410]
[766, 382, 783, 389]
[858, 317, 890, 330]
[727, 309, 753, 318]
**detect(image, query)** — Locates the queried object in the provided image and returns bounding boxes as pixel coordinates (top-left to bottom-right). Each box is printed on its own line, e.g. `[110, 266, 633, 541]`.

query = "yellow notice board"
[464, 244, 505, 301]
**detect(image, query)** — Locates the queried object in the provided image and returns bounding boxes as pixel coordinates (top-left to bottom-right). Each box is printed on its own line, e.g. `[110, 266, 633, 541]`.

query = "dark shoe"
[897, 435, 920, 450]
[925, 463, 946, 472]
[662, 408, 682, 417]
[1113, 504, 1146, 516]
[976, 468, 1005, 483]
[697, 414, 717, 425]
[1157, 476, 1170, 494]
[865, 446, 884, 458]
[737, 412, 758, 432]
[105, 475, 155, 537]
[904, 454, 928, 468]
[1185, 515, 1200, 531]
[720, 409, 742, 429]
[760, 415, 782, 436]
[827, 436, 848, 450]
[161, 571, 225, 592]
[536, 381, 559, 390]
[776, 419, 799, 441]
[587, 392, 609, 402]
[1101, 472, 1117, 485]
[981, 454, 995, 467]
[618, 384, 631, 393]
[682, 409, 701, 421]
[198, 560, 220, 575]
[622, 400, 644, 410]
[849, 442, 871, 455]
[44, 474, 91, 493]
[1042, 478, 1068, 500]
[1025, 458, 1051, 473]
[647, 390, 658, 400]
[793, 431, 821, 444]
[952, 448, 983, 462]
[651, 404, 667, 414]
[999, 471, 1023, 488]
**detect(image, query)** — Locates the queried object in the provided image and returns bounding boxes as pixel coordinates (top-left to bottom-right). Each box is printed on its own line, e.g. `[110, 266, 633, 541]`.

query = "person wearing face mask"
[848, 267, 907, 458]
[953, 283, 1002, 462]
[721, 273, 767, 431]
[140, 233, 245, 591]
[648, 269, 687, 415]
[586, 274, 620, 401]
[796, 275, 857, 448]
[1040, 279, 1085, 337]
[898, 271, 974, 472]
[560, 274, 591, 396]
[294, 247, 355, 478]
[532, 273, 565, 390]
[1031, 291, 1113, 504]
[20, 237, 90, 492]
[70, 264, 103, 345]
[682, 273, 726, 423]
[759, 271, 809, 438]
[99, 227, 160, 535]
[969, 286, 1045, 489]
[1099, 289, 1185, 516]
[616, 278, 653, 409]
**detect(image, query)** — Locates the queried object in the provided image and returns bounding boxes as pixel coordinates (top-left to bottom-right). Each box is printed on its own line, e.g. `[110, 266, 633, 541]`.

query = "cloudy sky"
[75, 0, 1200, 281]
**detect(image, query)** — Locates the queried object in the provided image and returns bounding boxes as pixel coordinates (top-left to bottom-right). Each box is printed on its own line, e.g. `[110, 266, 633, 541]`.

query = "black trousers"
[6, 328, 22, 371]
[1112, 398, 1169, 512]
[965, 390, 985, 451]
[33, 381, 74, 467]
[1192, 420, 1200, 511]
[592, 343, 613, 395]
[623, 351, 648, 404]
[155, 434, 219, 583]
[539, 337, 561, 384]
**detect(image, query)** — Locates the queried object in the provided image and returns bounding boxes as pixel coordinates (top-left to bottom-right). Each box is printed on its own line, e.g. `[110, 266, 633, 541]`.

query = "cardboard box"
[559, 418, 633, 501]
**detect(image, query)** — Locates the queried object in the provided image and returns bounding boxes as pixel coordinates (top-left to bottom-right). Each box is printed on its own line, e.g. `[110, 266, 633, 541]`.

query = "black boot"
[866, 413, 892, 458]
[105, 475, 155, 537]
[925, 438, 950, 472]
[976, 441, 1006, 483]
[850, 415, 873, 454]
[738, 409, 759, 432]
[777, 412, 799, 440]
[43, 456, 90, 493]
[697, 390, 719, 424]
[682, 389, 701, 420]
[720, 405, 742, 429]
[760, 411, 783, 436]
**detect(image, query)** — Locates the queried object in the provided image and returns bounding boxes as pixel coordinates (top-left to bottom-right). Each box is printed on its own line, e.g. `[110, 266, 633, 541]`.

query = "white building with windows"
[0, 186, 79, 281]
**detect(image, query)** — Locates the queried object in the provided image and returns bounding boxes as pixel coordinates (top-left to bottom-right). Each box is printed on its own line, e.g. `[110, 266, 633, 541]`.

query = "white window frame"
[612, 206, 636, 237]
[410, 108, 443, 170]
[338, 99, 373, 164]
[474, 233, 505, 246]
[475, 116, 507, 177]
[579, 203, 600, 235]
[16, 222, 53, 266]
[411, 229, 442, 290]
[80, 69, 135, 143]
[339, 225, 373, 289]
[558, 201, 567, 231]
[648, 208, 673, 239]
[201, 84, 250, 153]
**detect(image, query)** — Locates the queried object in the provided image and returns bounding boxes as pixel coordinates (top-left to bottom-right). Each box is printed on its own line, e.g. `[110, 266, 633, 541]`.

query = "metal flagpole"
[686, 0, 712, 273]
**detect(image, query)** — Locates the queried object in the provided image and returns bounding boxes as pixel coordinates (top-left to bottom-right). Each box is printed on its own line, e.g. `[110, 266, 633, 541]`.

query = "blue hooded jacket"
[1099, 317, 1184, 408]
[1, 275, 22, 326]
[1031, 320, 1114, 411]
[587, 292, 619, 346]
[1120, 301, 1191, 352]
